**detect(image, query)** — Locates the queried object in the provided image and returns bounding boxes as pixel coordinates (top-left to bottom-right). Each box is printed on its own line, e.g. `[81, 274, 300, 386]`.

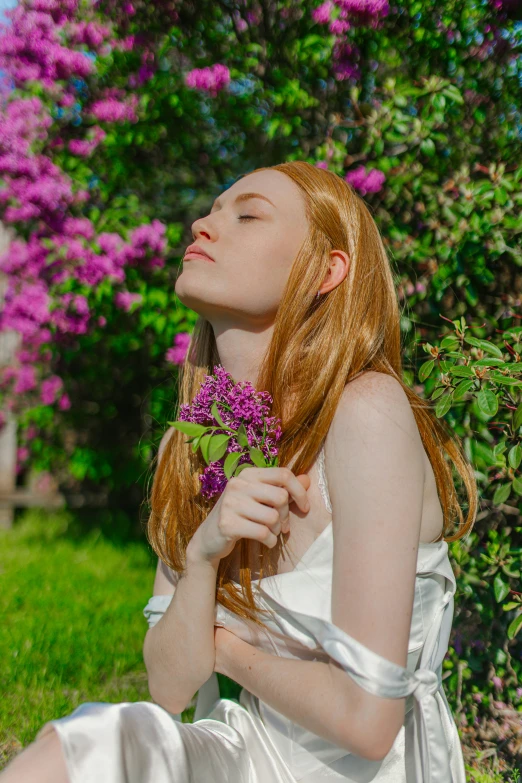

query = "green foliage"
[6, 0, 522, 766]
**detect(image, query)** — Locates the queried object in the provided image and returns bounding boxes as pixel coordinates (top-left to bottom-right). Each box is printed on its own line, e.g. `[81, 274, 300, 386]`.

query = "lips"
[184, 252, 214, 262]
[184, 244, 214, 262]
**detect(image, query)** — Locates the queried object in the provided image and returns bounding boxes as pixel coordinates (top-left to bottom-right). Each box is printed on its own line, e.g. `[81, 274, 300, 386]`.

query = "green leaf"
[191, 433, 204, 453]
[430, 385, 447, 401]
[449, 365, 475, 378]
[208, 434, 231, 463]
[503, 602, 521, 611]
[223, 450, 243, 479]
[488, 373, 522, 387]
[453, 379, 476, 400]
[476, 389, 498, 417]
[440, 336, 459, 350]
[234, 462, 252, 477]
[513, 475, 522, 495]
[211, 401, 228, 429]
[464, 336, 504, 358]
[507, 612, 522, 640]
[514, 403, 522, 431]
[508, 444, 522, 470]
[249, 447, 268, 467]
[435, 392, 452, 418]
[419, 359, 435, 382]
[493, 481, 511, 505]
[199, 433, 214, 465]
[168, 421, 208, 437]
[495, 187, 508, 206]
[236, 423, 249, 448]
[473, 358, 506, 367]
[494, 573, 510, 602]
[420, 138, 435, 156]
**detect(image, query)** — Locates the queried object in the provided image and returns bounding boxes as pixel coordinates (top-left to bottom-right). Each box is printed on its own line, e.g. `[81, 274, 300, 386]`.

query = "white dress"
[36, 444, 467, 782]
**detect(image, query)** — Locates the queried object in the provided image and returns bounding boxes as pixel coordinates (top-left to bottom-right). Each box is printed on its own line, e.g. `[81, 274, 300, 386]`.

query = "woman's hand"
[186, 467, 311, 569]
[213, 625, 243, 676]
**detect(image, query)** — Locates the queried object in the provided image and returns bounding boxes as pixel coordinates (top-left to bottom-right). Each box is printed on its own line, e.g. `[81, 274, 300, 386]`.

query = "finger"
[245, 482, 289, 521]
[241, 497, 282, 535]
[281, 470, 310, 513]
[234, 514, 279, 548]
[242, 467, 310, 514]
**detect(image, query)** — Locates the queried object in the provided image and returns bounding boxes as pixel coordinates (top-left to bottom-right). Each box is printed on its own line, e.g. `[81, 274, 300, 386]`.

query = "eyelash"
[238, 215, 257, 222]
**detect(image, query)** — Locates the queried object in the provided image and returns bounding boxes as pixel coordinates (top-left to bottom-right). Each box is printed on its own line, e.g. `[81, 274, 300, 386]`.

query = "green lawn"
[0, 508, 198, 769]
[0, 508, 519, 781]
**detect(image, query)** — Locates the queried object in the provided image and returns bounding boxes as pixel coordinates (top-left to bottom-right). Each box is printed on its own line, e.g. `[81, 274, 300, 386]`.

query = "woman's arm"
[144, 557, 219, 714]
[215, 372, 426, 762]
[143, 428, 218, 714]
[214, 627, 382, 761]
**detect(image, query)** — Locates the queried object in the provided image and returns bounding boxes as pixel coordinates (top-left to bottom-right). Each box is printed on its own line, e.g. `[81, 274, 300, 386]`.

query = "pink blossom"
[41, 375, 63, 405]
[68, 125, 106, 156]
[334, 0, 389, 25]
[0, 280, 51, 338]
[114, 291, 143, 311]
[89, 96, 139, 123]
[17, 445, 29, 461]
[312, 1, 335, 23]
[345, 165, 386, 195]
[185, 64, 231, 96]
[34, 471, 54, 492]
[330, 18, 351, 33]
[58, 393, 71, 410]
[165, 332, 191, 365]
[492, 676, 503, 690]
[14, 364, 37, 394]
[332, 41, 361, 81]
[0, 3, 95, 89]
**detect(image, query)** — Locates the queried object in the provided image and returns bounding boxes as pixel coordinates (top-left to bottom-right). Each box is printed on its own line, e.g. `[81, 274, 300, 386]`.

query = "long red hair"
[145, 160, 478, 631]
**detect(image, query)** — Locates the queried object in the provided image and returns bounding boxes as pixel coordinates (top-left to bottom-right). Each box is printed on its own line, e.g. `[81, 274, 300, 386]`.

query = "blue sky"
[0, 0, 16, 88]
[0, 0, 16, 23]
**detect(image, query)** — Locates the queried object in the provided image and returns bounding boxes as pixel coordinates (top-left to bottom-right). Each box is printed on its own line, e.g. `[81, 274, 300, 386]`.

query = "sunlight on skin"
[175, 168, 349, 388]
[0, 727, 69, 783]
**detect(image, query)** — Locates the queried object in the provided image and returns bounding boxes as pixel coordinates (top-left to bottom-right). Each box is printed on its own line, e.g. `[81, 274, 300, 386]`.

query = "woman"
[1, 161, 477, 782]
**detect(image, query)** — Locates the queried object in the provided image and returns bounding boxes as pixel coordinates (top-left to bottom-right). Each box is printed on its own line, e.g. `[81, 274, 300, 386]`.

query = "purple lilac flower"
[114, 291, 143, 311]
[184, 64, 231, 96]
[41, 375, 63, 405]
[312, 1, 335, 24]
[177, 365, 282, 499]
[345, 165, 386, 195]
[165, 332, 191, 365]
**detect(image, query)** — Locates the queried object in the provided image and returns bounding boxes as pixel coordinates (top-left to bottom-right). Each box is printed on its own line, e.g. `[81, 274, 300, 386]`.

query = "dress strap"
[317, 442, 332, 514]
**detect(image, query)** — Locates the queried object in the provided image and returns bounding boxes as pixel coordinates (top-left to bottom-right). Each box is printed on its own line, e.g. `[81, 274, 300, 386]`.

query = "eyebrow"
[211, 192, 276, 210]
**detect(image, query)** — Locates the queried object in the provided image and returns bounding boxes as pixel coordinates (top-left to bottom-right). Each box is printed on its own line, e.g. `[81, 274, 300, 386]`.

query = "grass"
[0, 507, 198, 770]
[0, 508, 520, 780]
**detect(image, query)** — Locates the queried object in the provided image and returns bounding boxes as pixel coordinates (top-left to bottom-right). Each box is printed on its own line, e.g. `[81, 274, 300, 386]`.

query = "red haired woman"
[3, 161, 476, 782]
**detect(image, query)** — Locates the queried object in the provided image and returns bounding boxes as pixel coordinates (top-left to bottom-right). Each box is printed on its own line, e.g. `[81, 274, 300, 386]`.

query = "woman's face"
[175, 169, 310, 329]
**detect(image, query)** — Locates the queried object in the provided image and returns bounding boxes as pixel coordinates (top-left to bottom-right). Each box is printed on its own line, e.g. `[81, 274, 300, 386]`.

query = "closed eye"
[238, 215, 257, 222]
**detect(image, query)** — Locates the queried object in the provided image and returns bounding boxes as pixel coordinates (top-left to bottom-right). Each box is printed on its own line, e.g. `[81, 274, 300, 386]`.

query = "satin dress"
[35, 443, 467, 782]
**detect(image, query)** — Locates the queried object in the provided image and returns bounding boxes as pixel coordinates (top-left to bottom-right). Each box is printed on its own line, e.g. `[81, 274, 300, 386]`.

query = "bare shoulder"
[332, 370, 419, 438]
[324, 370, 425, 477]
